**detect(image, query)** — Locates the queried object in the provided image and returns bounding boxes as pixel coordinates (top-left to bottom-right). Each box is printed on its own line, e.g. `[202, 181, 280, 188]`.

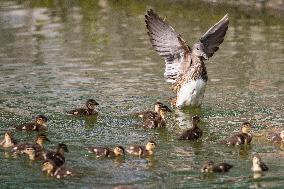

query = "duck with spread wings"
[145, 9, 229, 108]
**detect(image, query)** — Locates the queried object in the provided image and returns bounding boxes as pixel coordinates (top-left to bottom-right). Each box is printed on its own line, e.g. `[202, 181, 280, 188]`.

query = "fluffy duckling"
[42, 159, 77, 179]
[0, 132, 17, 148]
[88, 145, 125, 158]
[178, 116, 202, 140]
[127, 141, 157, 157]
[267, 130, 284, 143]
[222, 122, 254, 146]
[12, 134, 50, 153]
[14, 115, 48, 131]
[46, 143, 69, 167]
[201, 160, 233, 173]
[135, 102, 164, 119]
[142, 105, 172, 129]
[251, 154, 268, 172]
[23, 147, 45, 161]
[67, 99, 99, 116]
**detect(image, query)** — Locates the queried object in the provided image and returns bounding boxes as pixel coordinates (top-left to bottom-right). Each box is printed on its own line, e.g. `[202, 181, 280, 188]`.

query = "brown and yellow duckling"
[42, 159, 78, 179]
[222, 122, 254, 146]
[135, 102, 164, 119]
[201, 160, 233, 173]
[67, 99, 99, 116]
[12, 134, 50, 154]
[251, 154, 268, 173]
[88, 145, 125, 158]
[14, 115, 48, 131]
[0, 132, 17, 148]
[267, 130, 284, 143]
[23, 147, 45, 161]
[46, 143, 69, 167]
[178, 116, 202, 140]
[127, 141, 157, 157]
[142, 105, 172, 129]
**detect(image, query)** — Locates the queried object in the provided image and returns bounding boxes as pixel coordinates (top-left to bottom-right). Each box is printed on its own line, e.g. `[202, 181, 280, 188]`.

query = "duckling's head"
[58, 143, 69, 153]
[86, 99, 99, 110]
[241, 122, 253, 134]
[252, 154, 262, 165]
[4, 132, 13, 141]
[113, 145, 125, 156]
[201, 160, 214, 173]
[36, 134, 50, 145]
[145, 141, 157, 151]
[159, 105, 172, 117]
[192, 42, 208, 60]
[35, 115, 48, 127]
[23, 147, 36, 159]
[42, 160, 56, 173]
[192, 116, 201, 125]
[154, 102, 163, 112]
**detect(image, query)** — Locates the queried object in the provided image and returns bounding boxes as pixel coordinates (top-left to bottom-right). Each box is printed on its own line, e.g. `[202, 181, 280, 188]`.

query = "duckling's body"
[14, 115, 48, 131]
[46, 143, 69, 167]
[201, 161, 233, 173]
[0, 132, 17, 148]
[267, 131, 284, 143]
[251, 154, 268, 172]
[178, 116, 202, 140]
[88, 146, 125, 158]
[23, 147, 45, 161]
[136, 102, 163, 119]
[42, 160, 77, 179]
[67, 99, 99, 116]
[142, 105, 171, 129]
[223, 122, 253, 146]
[127, 141, 156, 157]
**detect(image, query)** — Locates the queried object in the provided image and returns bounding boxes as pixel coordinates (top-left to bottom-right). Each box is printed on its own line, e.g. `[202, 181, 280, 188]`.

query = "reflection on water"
[0, 0, 283, 188]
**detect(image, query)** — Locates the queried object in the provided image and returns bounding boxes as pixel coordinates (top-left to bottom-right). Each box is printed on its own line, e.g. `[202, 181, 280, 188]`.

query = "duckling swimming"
[267, 130, 284, 143]
[42, 159, 78, 179]
[251, 154, 268, 172]
[46, 143, 69, 167]
[0, 132, 17, 148]
[127, 141, 156, 157]
[135, 102, 164, 119]
[201, 160, 233, 173]
[14, 115, 48, 131]
[23, 147, 45, 161]
[222, 122, 254, 146]
[88, 145, 125, 158]
[12, 134, 50, 154]
[67, 99, 99, 116]
[178, 116, 202, 140]
[143, 105, 172, 129]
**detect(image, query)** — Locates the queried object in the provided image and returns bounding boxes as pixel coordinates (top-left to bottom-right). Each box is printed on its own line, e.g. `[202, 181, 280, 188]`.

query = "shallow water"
[0, 0, 283, 188]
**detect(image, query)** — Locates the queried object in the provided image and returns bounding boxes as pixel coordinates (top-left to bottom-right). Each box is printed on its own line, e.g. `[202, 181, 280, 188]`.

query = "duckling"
[127, 141, 157, 157]
[222, 122, 254, 146]
[42, 159, 78, 179]
[46, 143, 69, 167]
[201, 160, 233, 173]
[0, 132, 17, 148]
[88, 145, 125, 158]
[67, 99, 99, 116]
[135, 102, 164, 119]
[12, 134, 50, 154]
[142, 105, 172, 129]
[14, 115, 48, 131]
[267, 130, 284, 143]
[251, 154, 268, 172]
[23, 147, 45, 161]
[178, 116, 202, 140]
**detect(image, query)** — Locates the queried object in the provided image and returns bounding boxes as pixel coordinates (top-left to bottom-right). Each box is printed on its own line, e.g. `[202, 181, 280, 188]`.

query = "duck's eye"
[196, 48, 200, 50]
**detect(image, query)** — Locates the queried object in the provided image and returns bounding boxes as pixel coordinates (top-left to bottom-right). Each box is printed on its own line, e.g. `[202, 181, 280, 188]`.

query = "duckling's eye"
[196, 48, 200, 50]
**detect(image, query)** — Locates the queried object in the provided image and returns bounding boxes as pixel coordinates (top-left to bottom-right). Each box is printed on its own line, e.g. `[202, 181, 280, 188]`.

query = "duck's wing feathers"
[145, 9, 191, 83]
[199, 14, 229, 58]
[260, 162, 269, 171]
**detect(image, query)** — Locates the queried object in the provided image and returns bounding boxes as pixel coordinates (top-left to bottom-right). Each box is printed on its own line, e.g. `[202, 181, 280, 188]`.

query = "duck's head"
[58, 143, 69, 153]
[252, 154, 262, 165]
[192, 42, 208, 60]
[201, 160, 214, 173]
[86, 99, 99, 110]
[145, 140, 157, 151]
[154, 102, 164, 112]
[241, 122, 253, 134]
[159, 105, 172, 118]
[192, 116, 201, 125]
[113, 145, 125, 156]
[23, 147, 36, 160]
[4, 132, 13, 141]
[42, 160, 56, 174]
[35, 115, 48, 127]
[36, 134, 50, 145]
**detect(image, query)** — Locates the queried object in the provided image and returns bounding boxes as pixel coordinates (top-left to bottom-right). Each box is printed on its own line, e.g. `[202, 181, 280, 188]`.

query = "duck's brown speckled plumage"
[267, 130, 284, 143]
[88, 146, 125, 158]
[142, 105, 171, 129]
[127, 141, 156, 157]
[145, 9, 229, 108]
[46, 143, 69, 167]
[14, 115, 48, 131]
[67, 99, 99, 116]
[42, 160, 78, 179]
[178, 116, 202, 140]
[201, 160, 233, 173]
[135, 102, 164, 119]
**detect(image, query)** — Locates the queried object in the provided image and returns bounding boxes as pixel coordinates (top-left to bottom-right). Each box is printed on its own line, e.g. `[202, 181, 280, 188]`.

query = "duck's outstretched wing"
[145, 9, 191, 83]
[200, 14, 229, 58]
